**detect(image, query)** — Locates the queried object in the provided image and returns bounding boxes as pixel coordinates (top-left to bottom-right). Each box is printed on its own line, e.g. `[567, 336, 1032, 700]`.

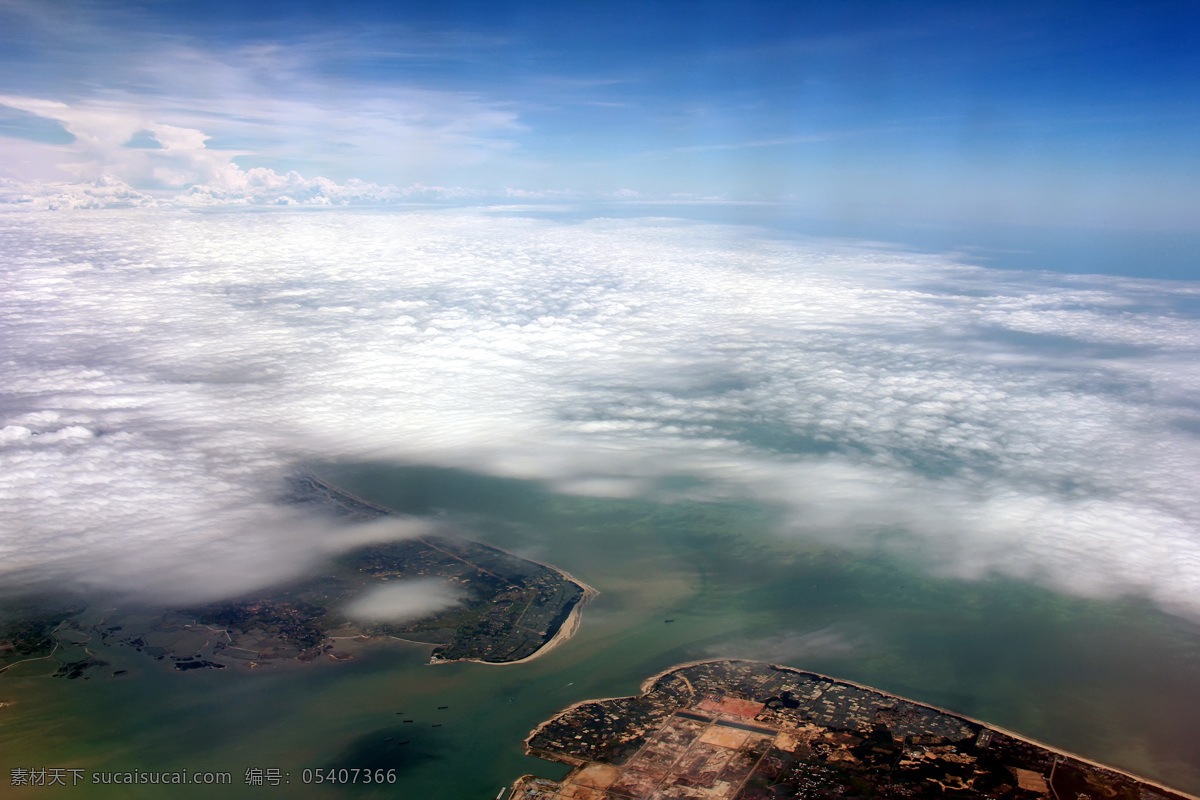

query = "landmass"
[0, 602, 90, 677]
[0, 613, 73, 669]
[1, 474, 595, 676]
[511, 659, 1197, 800]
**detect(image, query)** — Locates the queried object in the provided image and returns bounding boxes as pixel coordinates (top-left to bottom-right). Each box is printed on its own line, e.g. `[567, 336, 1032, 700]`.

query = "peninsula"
[2, 474, 595, 675]
[511, 659, 1197, 800]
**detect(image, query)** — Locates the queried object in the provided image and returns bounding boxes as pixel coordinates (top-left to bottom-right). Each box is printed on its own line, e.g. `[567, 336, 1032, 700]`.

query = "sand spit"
[470, 581, 597, 667]
[303, 471, 599, 666]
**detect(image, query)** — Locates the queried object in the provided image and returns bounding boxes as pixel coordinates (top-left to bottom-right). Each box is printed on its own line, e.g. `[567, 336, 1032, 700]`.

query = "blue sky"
[1, 0, 1198, 236]
[5, 2, 1200, 657]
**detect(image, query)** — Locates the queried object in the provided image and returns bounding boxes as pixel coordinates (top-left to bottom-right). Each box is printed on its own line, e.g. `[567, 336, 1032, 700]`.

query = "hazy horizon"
[3, 2, 1200, 797]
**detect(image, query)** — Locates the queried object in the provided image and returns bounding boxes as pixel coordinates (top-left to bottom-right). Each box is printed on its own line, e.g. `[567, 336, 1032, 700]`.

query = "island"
[1, 474, 595, 676]
[511, 659, 1197, 800]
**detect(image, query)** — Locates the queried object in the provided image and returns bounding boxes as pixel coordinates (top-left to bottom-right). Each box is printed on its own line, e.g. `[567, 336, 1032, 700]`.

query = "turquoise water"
[3, 463, 1200, 798]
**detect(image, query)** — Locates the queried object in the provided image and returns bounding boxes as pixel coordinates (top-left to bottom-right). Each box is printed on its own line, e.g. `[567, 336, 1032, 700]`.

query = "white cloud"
[0, 174, 158, 210]
[0, 95, 234, 188]
[0, 21, 524, 192]
[2, 209, 1200, 618]
[0, 93, 485, 205]
[342, 579, 464, 623]
[1, 0, 528, 195]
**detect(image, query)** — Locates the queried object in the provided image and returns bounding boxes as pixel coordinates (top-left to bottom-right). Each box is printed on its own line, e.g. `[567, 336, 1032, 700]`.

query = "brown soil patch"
[699, 727, 749, 750]
[1012, 767, 1050, 794]
[570, 764, 621, 790]
[697, 696, 765, 719]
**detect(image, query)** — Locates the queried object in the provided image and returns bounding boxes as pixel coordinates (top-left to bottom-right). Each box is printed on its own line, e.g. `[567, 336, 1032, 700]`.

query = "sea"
[3, 462, 1200, 799]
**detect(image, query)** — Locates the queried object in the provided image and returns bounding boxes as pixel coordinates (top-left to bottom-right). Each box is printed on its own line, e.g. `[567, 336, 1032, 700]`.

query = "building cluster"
[518, 660, 1197, 800]
[528, 689, 682, 765]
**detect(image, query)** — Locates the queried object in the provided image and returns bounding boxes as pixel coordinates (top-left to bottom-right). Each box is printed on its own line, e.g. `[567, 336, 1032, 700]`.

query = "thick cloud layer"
[3, 209, 1200, 614]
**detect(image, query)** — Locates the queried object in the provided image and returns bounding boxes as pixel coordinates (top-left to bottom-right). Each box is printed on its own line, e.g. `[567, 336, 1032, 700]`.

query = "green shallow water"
[3, 463, 1200, 798]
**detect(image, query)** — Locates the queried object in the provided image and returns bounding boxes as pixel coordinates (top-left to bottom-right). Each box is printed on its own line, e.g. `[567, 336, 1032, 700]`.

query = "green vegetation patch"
[171, 475, 585, 665]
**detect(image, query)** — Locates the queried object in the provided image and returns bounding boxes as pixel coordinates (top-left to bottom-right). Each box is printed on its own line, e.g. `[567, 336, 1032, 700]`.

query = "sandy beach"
[467, 569, 599, 667]
[304, 470, 600, 666]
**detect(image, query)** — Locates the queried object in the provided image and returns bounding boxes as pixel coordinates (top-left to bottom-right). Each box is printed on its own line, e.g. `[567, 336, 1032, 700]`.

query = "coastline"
[304, 470, 600, 667]
[467, 583, 596, 667]
[300, 470, 398, 516]
[755, 660, 1199, 797]
[528, 658, 1200, 800]
[525, 658, 757, 751]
